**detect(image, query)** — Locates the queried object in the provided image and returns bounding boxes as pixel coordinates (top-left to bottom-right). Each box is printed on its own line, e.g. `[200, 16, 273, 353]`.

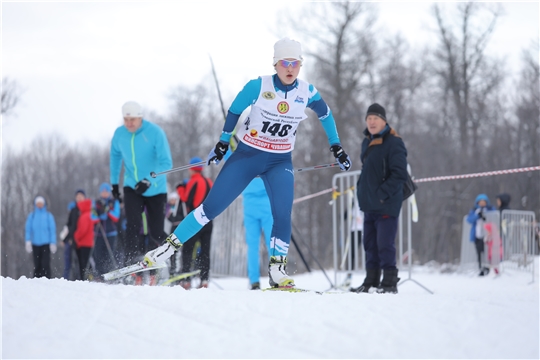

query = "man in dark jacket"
[351, 103, 408, 294]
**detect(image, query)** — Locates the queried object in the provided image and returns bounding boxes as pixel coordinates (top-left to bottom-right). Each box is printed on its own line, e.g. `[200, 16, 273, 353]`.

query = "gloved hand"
[134, 179, 151, 195]
[112, 184, 121, 202]
[25, 241, 32, 254]
[330, 144, 351, 171]
[207, 141, 229, 165]
[475, 207, 486, 221]
[50, 243, 57, 254]
[59, 225, 69, 241]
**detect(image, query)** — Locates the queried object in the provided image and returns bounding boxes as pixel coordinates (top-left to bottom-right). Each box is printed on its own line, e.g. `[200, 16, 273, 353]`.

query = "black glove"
[134, 179, 151, 195]
[330, 144, 351, 171]
[112, 184, 122, 202]
[207, 141, 229, 165]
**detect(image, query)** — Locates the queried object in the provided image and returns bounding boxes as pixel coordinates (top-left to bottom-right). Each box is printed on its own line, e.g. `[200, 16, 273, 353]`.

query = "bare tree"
[1, 77, 22, 116]
[432, 2, 502, 159]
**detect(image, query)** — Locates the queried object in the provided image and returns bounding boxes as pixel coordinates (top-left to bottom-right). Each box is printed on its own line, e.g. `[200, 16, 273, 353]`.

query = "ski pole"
[295, 162, 340, 173]
[150, 161, 206, 178]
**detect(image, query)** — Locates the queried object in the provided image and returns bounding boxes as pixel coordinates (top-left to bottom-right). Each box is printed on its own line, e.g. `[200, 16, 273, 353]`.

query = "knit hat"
[366, 103, 387, 122]
[35, 196, 45, 205]
[190, 157, 204, 172]
[122, 101, 143, 118]
[273, 37, 303, 65]
[99, 182, 112, 194]
[75, 189, 86, 197]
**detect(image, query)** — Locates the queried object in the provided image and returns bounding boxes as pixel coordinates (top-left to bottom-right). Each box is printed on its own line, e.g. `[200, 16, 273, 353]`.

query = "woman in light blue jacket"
[25, 196, 57, 278]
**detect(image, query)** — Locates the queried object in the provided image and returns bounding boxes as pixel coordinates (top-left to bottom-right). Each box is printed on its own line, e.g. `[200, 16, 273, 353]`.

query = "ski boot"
[268, 256, 295, 288]
[350, 268, 381, 293]
[376, 268, 400, 294]
[143, 234, 182, 268]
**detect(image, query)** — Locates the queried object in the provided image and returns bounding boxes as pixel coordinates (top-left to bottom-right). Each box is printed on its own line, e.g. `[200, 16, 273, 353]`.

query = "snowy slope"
[2, 262, 539, 359]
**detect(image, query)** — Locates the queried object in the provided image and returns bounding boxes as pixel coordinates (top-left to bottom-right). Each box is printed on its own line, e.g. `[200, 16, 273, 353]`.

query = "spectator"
[67, 189, 96, 280]
[60, 201, 76, 280]
[466, 193, 495, 276]
[242, 177, 273, 290]
[142, 37, 351, 290]
[24, 195, 57, 278]
[352, 103, 408, 294]
[110, 101, 173, 266]
[496, 193, 511, 212]
[178, 157, 214, 289]
[93, 182, 121, 279]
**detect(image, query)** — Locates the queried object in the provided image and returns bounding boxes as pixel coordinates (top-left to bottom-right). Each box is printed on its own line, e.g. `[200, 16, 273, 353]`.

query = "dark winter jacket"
[94, 196, 120, 237]
[357, 126, 408, 218]
[466, 194, 496, 242]
[496, 193, 511, 211]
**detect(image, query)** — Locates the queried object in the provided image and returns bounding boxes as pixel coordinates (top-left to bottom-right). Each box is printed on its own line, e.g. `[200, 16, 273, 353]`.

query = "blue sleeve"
[25, 214, 32, 242]
[466, 209, 479, 224]
[307, 84, 340, 146]
[219, 78, 261, 143]
[109, 199, 121, 221]
[48, 213, 56, 244]
[110, 130, 122, 185]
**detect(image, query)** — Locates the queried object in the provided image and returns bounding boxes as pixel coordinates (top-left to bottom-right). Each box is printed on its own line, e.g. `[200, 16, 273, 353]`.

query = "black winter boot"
[350, 268, 381, 293]
[377, 268, 400, 294]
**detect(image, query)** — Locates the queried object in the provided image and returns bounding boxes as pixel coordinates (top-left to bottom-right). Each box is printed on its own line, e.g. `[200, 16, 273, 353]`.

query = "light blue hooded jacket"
[110, 119, 172, 197]
[25, 198, 56, 246]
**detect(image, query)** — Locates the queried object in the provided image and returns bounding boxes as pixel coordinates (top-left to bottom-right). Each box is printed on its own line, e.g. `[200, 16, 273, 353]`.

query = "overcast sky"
[2, 2, 538, 153]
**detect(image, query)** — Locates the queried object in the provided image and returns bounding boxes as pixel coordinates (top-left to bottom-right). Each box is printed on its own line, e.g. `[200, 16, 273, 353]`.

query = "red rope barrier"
[415, 166, 540, 183]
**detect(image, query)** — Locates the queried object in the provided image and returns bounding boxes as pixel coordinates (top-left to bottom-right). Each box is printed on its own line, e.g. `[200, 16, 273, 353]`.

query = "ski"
[160, 270, 201, 287]
[102, 262, 166, 281]
[262, 287, 347, 295]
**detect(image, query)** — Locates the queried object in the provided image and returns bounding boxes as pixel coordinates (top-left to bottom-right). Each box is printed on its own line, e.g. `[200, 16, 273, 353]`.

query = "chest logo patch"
[262, 91, 275, 100]
[250, 129, 258, 137]
[277, 101, 289, 114]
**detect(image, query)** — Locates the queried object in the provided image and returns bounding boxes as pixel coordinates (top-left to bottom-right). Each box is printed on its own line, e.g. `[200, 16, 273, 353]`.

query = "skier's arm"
[307, 85, 340, 146]
[219, 78, 261, 143]
[110, 132, 123, 185]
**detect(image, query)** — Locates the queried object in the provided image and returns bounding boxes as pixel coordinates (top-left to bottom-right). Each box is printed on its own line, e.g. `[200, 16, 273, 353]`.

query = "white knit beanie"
[273, 37, 303, 65]
[122, 101, 143, 118]
[35, 196, 45, 205]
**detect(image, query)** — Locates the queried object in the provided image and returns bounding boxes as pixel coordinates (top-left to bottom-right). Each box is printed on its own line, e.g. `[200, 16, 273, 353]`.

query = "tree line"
[2, 2, 539, 278]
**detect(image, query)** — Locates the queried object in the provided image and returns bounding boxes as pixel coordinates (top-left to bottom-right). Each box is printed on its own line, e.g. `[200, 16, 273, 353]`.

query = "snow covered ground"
[2, 261, 539, 359]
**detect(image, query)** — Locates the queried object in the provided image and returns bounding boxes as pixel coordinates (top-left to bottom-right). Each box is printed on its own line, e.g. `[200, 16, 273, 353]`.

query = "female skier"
[143, 37, 351, 288]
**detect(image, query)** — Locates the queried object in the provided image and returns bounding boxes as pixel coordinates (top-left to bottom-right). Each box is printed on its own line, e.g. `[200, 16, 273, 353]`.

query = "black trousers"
[475, 238, 485, 269]
[76, 246, 92, 280]
[123, 187, 167, 265]
[32, 245, 51, 278]
[181, 222, 213, 281]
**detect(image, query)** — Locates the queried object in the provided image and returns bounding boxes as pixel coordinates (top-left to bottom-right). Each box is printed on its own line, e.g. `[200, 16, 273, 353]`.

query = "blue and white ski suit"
[172, 74, 342, 257]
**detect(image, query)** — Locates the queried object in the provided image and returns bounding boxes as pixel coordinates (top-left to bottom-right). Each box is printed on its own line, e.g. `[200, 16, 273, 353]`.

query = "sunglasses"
[278, 59, 301, 68]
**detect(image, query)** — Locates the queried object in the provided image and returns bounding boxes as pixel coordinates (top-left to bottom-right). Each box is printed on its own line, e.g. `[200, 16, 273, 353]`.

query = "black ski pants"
[123, 187, 167, 265]
[32, 244, 51, 278]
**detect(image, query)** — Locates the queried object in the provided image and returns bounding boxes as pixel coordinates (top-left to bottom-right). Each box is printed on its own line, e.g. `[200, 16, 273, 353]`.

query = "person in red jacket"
[177, 157, 213, 289]
[66, 189, 97, 280]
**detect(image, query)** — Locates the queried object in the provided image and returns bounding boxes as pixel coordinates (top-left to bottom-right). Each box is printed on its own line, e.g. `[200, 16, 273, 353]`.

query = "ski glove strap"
[134, 178, 151, 195]
[330, 144, 352, 171]
[207, 141, 229, 165]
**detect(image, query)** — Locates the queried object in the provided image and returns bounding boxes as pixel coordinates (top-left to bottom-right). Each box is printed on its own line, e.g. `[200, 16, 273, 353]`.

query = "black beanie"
[366, 103, 387, 122]
[75, 189, 86, 197]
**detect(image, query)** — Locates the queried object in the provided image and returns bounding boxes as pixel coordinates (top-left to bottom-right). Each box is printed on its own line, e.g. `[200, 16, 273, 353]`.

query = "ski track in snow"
[2, 261, 539, 359]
